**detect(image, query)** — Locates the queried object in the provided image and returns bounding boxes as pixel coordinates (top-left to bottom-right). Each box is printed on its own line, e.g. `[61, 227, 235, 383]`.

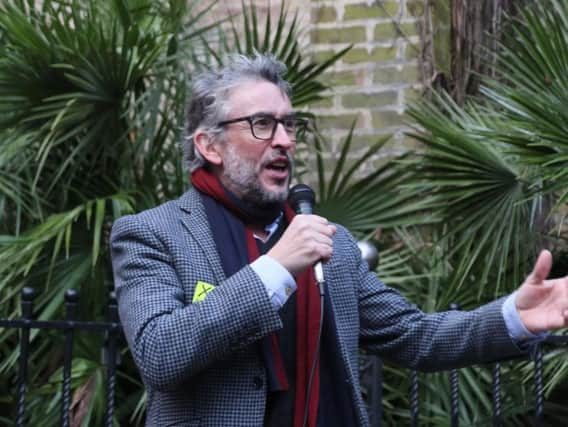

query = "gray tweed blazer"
[111, 188, 522, 427]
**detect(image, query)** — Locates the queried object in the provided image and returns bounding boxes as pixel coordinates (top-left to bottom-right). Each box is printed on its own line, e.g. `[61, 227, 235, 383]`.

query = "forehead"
[225, 80, 292, 117]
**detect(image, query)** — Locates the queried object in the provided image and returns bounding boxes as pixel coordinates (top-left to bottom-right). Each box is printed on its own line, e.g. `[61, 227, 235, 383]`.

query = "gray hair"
[183, 53, 292, 172]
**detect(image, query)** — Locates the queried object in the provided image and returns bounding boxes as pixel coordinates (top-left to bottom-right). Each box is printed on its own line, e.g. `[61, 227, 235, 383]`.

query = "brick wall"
[309, 0, 422, 161]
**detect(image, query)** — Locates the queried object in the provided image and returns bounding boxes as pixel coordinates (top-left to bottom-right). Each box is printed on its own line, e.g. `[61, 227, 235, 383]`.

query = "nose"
[270, 122, 295, 151]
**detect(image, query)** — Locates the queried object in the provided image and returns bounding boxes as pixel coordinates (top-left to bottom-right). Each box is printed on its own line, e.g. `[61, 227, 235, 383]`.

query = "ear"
[194, 130, 223, 166]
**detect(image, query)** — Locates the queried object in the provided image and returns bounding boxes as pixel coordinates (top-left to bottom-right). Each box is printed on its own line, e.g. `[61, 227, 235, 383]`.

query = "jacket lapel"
[322, 261, 367, 423]
[175, 189, 226, 283]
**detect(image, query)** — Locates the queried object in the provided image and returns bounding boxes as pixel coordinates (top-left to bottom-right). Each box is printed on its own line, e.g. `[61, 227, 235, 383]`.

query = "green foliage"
[0, 0, 200, 305]
[386, 0, 568, 424]
[481, 0, 568, 203]
[0, 0, 212, 423]
[307, 124, 438, 239]
[407, 93, 538, 296]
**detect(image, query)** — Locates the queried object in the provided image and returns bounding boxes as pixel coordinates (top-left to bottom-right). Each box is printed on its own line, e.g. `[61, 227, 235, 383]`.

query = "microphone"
[288, 184, 325, 285]
[288, 184, 315, 215]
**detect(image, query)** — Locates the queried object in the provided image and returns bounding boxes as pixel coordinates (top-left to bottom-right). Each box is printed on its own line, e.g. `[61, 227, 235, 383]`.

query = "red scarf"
[191, 167, 321, 427]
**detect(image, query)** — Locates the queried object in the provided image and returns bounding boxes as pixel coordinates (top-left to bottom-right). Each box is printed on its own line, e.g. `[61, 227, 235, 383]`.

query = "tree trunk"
[450, 0, 530, 104]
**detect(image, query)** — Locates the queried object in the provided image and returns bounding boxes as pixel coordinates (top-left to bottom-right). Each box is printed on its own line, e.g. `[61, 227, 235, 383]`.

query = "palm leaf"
[305, 124, 437, 238]
[407, 92, 539, 294]
[220, 1, 349, 108]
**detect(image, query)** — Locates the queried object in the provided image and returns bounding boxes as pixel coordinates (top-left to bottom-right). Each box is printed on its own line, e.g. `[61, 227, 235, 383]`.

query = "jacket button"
[253, 376, 263, 389]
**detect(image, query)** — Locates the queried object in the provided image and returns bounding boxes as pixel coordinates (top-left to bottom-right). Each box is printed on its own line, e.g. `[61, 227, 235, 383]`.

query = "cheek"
[225, 142, 262, 163]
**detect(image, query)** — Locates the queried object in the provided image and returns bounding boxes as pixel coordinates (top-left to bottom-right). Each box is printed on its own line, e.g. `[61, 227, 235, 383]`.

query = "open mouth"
[264, 157, 290, 179]
[266, 159, 289, 172]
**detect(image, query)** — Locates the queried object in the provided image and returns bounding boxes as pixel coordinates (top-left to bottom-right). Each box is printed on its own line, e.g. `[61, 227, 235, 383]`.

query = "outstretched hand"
[516, 250, 568, 334]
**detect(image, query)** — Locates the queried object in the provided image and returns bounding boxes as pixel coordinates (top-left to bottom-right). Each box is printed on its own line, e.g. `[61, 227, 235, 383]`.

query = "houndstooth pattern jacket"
[111, 188, 523, 427]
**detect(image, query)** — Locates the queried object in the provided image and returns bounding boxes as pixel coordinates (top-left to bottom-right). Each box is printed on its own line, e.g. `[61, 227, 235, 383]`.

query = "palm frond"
[306, 125, 438, 238]
[479, 0, 568, 203]
[219, 1, 349, 108]
[407, 92, 539, 294]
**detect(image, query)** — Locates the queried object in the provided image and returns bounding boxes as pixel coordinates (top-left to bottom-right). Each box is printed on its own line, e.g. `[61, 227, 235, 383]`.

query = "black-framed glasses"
[217, 113, 308, 142]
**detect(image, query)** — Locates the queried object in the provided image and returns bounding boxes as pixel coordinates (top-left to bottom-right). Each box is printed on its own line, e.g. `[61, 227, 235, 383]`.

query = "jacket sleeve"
[110, 214, 282, 391]
[336, 228, 525, 371]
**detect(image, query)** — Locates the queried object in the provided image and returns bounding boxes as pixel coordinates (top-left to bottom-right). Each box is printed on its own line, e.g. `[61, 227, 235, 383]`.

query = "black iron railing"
[1, 287, 567, 426]
[0, 288, 121, 427]
[361, 336, 568, 427]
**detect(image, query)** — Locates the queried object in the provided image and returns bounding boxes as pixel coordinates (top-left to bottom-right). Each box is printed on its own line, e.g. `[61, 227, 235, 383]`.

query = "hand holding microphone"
[267, 185, 336, 278]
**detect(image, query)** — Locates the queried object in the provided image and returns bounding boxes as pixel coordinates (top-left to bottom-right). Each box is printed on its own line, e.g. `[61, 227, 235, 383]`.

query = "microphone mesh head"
[288, 184, 315, 212]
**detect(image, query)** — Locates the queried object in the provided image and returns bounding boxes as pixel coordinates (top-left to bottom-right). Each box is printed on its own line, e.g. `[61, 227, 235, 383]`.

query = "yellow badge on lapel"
[192, 281, 216, 303]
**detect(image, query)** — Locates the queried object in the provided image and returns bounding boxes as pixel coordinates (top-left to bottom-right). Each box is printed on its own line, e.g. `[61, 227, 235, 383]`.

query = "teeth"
[267, 163, 287, 171]
[265, 158, 289, 171]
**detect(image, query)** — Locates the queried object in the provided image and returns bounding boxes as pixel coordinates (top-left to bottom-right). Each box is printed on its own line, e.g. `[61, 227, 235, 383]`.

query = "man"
[111, 54, 568, 427]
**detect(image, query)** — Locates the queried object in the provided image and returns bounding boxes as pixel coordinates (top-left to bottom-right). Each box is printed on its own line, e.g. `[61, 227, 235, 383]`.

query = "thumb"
[527, 250, 552, 285]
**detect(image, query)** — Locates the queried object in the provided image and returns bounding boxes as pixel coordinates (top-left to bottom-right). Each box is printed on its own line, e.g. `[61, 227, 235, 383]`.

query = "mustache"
[260, 150, 294, 168]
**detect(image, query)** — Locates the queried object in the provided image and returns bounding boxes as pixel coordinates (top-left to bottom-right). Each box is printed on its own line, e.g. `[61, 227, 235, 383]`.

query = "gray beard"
[221, 144, 292, 206]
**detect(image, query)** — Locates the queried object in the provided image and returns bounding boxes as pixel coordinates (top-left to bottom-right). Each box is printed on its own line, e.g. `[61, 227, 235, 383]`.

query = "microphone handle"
[314, 262, 324, 285]
[293, 199, 325, 286]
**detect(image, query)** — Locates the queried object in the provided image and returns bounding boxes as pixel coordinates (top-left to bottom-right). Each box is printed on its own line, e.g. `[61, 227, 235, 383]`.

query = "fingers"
[294, 214, 336, 237]
[294, 215, 335, 259]
[529, 250, 552, 285]
[266, 214, 336, 276]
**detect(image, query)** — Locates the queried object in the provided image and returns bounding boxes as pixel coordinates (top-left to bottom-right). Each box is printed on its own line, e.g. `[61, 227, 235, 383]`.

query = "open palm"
[516, 250, 568, 333]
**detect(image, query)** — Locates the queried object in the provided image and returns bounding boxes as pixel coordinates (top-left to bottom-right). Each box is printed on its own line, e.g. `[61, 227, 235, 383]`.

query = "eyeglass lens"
[251, 116, 302, 140]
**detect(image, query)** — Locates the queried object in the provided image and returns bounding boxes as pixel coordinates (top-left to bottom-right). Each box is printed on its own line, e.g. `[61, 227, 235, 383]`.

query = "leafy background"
[0, 0, 567, 425]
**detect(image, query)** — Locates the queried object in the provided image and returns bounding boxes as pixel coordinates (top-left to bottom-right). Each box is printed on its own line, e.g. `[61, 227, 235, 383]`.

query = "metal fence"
[0, 288, 121, 427]
[1, 287, 567, 426]
[361, 335, 568, 427]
